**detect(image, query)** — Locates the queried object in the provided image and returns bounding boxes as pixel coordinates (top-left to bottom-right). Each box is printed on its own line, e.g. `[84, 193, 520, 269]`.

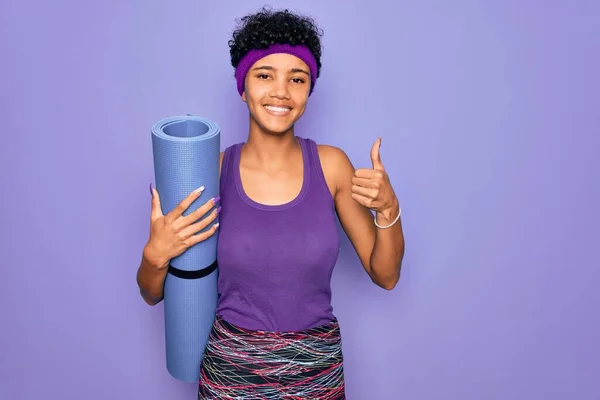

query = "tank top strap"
[220, 143, 240, 194]
[300, 137, 332, 199]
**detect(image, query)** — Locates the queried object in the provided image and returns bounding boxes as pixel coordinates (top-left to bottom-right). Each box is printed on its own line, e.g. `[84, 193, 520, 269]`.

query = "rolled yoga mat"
[150, 115, 221, 383]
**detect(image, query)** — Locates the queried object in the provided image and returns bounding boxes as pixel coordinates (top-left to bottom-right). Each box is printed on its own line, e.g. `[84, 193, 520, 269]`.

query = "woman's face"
[242, 53, 312, 135]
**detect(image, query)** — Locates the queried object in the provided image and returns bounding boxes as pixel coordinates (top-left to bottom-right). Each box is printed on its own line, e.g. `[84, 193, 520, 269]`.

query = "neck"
[243, 118, 300, 168]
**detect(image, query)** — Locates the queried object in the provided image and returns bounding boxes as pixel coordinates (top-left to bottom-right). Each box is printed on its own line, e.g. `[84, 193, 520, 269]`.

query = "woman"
[137, 7, 405, 399]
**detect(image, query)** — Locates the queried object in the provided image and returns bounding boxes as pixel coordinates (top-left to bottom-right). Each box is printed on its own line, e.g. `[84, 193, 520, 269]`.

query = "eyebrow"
[251, 65, 310, 76]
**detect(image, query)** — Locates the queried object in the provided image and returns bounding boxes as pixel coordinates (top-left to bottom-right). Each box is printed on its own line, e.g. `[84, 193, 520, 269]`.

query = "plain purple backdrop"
[1, 0, 599, 399]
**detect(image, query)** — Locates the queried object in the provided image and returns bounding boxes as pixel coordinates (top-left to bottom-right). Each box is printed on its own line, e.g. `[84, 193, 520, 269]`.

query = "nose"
[269, 77, 291, 99]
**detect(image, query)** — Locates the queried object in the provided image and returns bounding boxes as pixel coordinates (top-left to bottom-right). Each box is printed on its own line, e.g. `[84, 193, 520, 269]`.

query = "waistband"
[214, 315, 341, 339]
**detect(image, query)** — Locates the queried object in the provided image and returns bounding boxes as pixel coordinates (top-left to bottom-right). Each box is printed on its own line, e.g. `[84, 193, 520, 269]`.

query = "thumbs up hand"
[351, 138, 399, 220]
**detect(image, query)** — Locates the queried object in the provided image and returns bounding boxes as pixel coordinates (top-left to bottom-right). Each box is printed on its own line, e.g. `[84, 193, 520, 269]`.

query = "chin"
[260, 121, 295, 135]
[254, 108, 303, 135]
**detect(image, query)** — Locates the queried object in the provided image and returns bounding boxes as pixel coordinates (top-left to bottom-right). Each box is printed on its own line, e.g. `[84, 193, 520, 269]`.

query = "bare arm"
[137, 246, 169, 306]
[321, 142, 404, 290]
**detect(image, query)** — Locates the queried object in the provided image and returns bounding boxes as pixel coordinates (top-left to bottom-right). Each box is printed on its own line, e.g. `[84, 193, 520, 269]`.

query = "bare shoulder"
[316, 144, 350, 162]
[315, 144, 355, 196]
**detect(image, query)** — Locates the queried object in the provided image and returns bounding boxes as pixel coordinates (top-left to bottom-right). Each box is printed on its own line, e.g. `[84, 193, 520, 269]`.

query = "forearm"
[369, 200, 405, 290]
[136, 246, 169, 305]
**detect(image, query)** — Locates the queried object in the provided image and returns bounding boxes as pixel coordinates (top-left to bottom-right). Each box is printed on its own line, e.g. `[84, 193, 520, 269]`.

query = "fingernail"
[213, 196, 221, 204]
[216, 206, 222, 214]
[194, 185, 205, 194]
[214, 222, 220, 230]
[149, 183, 153, 195]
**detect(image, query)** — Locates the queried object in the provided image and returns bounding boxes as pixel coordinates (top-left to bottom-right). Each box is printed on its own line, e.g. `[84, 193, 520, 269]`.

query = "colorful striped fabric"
[198, 316, 346, 399]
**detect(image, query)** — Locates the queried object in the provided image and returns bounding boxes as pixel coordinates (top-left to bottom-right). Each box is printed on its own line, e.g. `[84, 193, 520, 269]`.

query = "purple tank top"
[215, 137, 341, 332]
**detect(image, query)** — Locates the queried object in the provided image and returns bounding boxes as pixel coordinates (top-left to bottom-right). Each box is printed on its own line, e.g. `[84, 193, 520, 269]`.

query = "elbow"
[140, 288, 163, 306]
[372, 269, 401, 291]
[144, 297, 162, 306]
[372, 262, 402, 291]
[143, 296, 163, 306]
[379, 275, 399, 291]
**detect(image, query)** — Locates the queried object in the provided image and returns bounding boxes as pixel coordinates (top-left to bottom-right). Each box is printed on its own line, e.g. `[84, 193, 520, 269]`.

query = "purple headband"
[235, 43, 318, 96]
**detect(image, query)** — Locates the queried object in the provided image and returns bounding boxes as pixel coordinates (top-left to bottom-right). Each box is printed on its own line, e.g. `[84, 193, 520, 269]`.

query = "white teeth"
[264, 105, 291, 113]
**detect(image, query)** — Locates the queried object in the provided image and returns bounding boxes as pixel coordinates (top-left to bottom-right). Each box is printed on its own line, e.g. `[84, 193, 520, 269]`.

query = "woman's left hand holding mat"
[137, 185, 220, 305]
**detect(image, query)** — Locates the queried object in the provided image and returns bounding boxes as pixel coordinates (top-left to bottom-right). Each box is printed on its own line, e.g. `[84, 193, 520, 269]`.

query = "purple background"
[2, 1, 599, 399]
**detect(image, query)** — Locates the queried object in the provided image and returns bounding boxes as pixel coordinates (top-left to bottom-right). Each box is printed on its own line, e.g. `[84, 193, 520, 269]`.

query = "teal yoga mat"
[150, 115, 220, 383]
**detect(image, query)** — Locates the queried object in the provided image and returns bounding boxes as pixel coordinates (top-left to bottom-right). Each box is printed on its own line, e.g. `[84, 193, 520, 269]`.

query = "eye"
[256, 74, 271, 80]
[291, 77, 306, 84]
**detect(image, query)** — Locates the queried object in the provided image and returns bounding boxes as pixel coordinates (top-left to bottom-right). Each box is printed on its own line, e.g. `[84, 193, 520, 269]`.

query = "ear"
[242, 91, 247, 102]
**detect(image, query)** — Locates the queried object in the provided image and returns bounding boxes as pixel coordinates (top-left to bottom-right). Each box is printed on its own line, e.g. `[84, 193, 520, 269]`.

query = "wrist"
[376, 198, 400, 226]
[143, 242, 169, 270]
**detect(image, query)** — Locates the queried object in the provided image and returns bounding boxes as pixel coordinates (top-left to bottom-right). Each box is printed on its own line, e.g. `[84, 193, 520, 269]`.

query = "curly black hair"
[228, 7, 324, 78]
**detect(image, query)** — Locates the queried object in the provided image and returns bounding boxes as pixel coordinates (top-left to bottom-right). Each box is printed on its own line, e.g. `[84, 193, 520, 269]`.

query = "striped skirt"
[198, 316, 346, 399]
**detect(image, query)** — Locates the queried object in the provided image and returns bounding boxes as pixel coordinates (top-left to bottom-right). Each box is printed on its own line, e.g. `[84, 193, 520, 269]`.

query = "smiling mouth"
[264, 105, 292, 115]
